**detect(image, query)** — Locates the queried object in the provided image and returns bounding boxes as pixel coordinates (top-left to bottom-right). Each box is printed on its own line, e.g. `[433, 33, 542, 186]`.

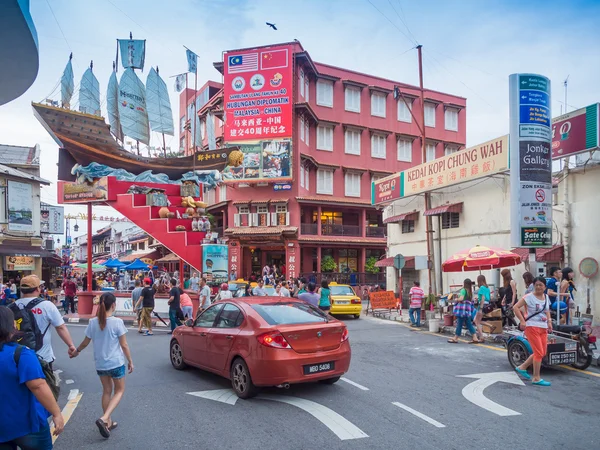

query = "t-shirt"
[524, 293, 549, 329]
[545, 277, 558, 304]
[131, 287, 143, 311]
[409, 286, 424, 308]
[0, 343, 50, 442]
[62, 281, 77, 297]
[219, 290, 233, 300]
[189, 277, 200, 291]
[253, 286, 267, 297]
[319, 288, 331, 307]
[524, 283, 534, 295]
[200, 285, 211, 309]
[84, 317, 128, 371]
[141, 287, 155, 308]
[169, 287, 181, 311]
[180, 293, 193, 307]
[15, 297, 64, 363]
[280, 287, 291, 297]
[299, 292, 319, 307]
[477, 286, 491, 304]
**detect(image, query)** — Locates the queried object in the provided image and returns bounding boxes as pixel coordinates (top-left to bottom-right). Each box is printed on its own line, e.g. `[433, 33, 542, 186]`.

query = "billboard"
[5, 256, 36, 271]
[41, 204, 65, 234]
[202, 244, 228, 284]
[59, 177, 108, 203]
[551, 103, 599, 159]
[223, 44, 294, 183]
[7, 181, 34, 232]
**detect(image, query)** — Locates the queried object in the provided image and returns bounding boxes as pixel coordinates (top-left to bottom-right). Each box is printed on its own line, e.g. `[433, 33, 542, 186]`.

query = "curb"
[67, 317, 169, 327]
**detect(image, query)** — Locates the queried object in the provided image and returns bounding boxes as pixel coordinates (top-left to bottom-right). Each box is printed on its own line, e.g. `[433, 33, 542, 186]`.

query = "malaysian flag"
[228, 53, 259, 73]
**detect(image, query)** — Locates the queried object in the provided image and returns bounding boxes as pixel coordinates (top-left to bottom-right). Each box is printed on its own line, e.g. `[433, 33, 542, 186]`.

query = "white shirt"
[219, 290, 233, 300]
[524, 293, 549, 329]
[189, 277, 200, 291]
[200, 285, 212, 309]
[15, 297, 65, 363]
[280, 287, 291, 297]
[85, 317, 128, 371]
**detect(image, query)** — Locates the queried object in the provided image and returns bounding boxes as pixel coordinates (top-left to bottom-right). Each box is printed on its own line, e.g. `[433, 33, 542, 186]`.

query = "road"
[51, 316, 600, 450]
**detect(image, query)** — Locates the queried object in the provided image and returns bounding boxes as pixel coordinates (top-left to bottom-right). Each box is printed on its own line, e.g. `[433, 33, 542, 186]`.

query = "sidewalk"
[63, 313, 170, 327]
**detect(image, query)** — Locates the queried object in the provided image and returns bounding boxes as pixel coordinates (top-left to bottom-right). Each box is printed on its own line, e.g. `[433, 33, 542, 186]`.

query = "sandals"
[109, 422, 118, 431]
[95, 419, 110, 438]
[447, 339, 459, 344]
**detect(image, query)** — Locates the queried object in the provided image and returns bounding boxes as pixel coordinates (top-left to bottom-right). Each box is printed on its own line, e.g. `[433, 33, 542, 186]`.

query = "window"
[316, 79, 333, 107]
[205, 187, 216, 204]
[445, 108, 459, 131]
[195, 304, 224, 327]
[138, 242, 145, 251]
[252, 302, 328, 325]
[276, 204, 287, 213]
[300, 116, 305, 142]
[424, 103, 436, 127]
[397, 139, 412, 162]
[180, 136, 185, 151]
[219, 184, 227, 202]
[426, 143, 436, 162]
[371, 134, 387, 159]
[316, 169, 333, 195]
[371, 92, 386, 117]
[345, 129, 361, 155]
[345, 87, 361, 112]
[345, 172, 361, 197]
[180, 116, 185, 133]
[299, 69, 305, 98]
[445, 145, 459, 156]
[305, 78, 309, 102]
[304, 121, 310, 145]
[317, 125, 333, 151]
[441, 212, 460, 229]
[300, 165, 305, 188]
[238, 206, 249, 214]
[215, 303, 243, 328]
[257, 205, 268, 214]
[397, 99, 412, 122]
[401, 220, 415, 233]
[304, 166, 310, 190]
[371, 174, 383, 185]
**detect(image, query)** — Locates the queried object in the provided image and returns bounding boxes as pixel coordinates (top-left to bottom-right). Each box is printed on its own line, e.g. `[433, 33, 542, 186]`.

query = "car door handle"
[226, 335, 234, 340]
[200, 332, 207, 337]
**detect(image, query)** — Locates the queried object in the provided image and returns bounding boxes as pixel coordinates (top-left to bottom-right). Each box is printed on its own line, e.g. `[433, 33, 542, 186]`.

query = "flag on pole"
[174, 73, 186, 92]
[186, 49, 198, 74]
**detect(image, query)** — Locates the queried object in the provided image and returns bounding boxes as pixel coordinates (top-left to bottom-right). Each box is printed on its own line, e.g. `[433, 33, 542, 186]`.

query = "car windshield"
[252, 302, 328, 325]
[330, 286, 355, 296]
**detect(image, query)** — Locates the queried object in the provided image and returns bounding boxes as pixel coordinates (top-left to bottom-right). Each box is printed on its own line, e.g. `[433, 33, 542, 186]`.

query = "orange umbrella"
[442, 245, 522, 272]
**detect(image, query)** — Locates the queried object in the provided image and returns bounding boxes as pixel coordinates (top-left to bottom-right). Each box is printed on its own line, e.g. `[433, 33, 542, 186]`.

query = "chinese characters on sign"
[60, 177, 109, 203]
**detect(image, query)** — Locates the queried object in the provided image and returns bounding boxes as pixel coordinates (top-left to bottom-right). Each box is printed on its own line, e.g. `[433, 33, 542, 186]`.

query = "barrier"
[367, 291, 398, 317]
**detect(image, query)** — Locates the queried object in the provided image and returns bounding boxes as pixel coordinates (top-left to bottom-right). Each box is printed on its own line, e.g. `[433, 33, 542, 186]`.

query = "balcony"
[301, 223, 318, 235]
[366, 226, 386, 238]
[322, 224, 360, 237]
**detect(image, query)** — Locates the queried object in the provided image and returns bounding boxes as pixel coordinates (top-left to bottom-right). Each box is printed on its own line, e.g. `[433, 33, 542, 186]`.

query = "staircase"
[104, 177, 207, 272]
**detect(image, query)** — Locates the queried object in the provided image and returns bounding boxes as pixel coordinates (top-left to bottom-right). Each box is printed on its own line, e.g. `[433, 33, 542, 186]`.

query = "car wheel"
[170, 340, 187, 370]
[231, 357, 258, 399]
[507, 340, 529, 369]
[319, 376, 341, 385]
[354, 314, 361, 319]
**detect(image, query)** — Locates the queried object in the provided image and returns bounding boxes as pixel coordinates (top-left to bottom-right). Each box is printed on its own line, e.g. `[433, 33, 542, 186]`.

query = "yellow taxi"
[329, 282, 362, 319]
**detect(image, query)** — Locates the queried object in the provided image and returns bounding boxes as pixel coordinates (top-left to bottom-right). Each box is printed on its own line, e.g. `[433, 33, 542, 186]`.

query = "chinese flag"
[260, 49, 288, 70]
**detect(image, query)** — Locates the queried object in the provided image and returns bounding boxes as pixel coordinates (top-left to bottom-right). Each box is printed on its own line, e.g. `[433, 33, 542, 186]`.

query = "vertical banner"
[202, 244, 229, 284]
[7, 181, 34, 232]
[509, 74, 552, 247]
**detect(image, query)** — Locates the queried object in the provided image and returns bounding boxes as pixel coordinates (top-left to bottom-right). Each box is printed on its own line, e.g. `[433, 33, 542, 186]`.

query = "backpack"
[13, 344, 60, 401]
[8, 298, 51, 352]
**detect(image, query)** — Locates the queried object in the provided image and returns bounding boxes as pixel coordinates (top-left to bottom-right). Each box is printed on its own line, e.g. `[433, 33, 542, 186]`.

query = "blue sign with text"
[519, 90, 549, 108]
[519, 105, 550, 127]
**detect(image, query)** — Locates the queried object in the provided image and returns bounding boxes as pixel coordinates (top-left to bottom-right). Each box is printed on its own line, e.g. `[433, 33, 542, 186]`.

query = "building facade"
[180, 41, 466, 283]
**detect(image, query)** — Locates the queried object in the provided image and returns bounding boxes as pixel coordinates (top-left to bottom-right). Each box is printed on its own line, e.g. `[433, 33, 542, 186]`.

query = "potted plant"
[321, 255, 337, 273]
[365, 256, 380, 274]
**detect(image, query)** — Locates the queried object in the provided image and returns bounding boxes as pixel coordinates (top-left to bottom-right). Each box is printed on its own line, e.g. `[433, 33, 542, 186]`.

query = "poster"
[40, 205, 65, 234]
[222, 139, 292, 182]
[551, 104, 599, 159]
[5, 256, 35, 271]
[202, 244, 228, 284]
[60, 177, 109, 203]
[519, 183, 552, 227]
[7, 181, 34, 232]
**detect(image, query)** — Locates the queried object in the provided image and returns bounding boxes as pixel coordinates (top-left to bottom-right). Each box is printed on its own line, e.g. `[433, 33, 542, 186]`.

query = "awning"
[120, 250, 159, 262]
[512, 245, 564, 263]
[423, 202, 463, 216]
[375, 256, 415, 269]
[0, 246, 54, 258]
[383, 211, 419, 224]
[156, 252, 180, 263]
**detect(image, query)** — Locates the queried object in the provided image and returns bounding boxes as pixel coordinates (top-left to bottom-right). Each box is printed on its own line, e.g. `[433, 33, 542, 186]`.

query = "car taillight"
[257, 332, 291, 349]
[588, 335, 597, 344]
[351, 299, 361, 304]
[341, 327, 349, 342]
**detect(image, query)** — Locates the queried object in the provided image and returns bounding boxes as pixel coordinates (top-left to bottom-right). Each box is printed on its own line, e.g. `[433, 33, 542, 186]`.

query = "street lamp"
[73, 223, 79, 232]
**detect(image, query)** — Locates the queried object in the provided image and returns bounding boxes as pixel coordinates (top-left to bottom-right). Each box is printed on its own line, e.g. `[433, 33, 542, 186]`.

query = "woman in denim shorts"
[71, 293, 134, 439]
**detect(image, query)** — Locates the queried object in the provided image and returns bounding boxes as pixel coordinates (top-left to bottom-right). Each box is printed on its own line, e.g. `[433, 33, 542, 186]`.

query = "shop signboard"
[371, 173, 402, 205]
[41, 204, 65, 234]
[202, 244, 228, 284]
[59, 177, 109, 203]
[5, 256, 36, 271]
[510, 73, 552, 248]
[551, 103, 599, 159]
[7, 181, 34, 232]
[222, 139, 291, 183]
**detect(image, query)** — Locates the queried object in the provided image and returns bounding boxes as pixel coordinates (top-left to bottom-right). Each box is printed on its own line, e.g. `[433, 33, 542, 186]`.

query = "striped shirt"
[409, 287, 424, 308]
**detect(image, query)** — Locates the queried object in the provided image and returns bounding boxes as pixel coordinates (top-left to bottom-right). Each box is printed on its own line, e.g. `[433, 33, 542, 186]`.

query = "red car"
[169, 297, 351, 398]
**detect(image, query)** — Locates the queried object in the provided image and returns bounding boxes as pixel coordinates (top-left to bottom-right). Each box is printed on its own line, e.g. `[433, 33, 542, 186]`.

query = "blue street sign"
[519, 104, 550, 127]
[519, 90, 549, 108]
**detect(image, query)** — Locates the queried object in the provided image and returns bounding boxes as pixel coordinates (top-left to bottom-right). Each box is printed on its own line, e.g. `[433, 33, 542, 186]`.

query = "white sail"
[107, 71, 123, 142]
[79, 65, 100, 116]
[146, 68, 174, 135]
[118, 68, 150, 145]
[61, 55, 74, 108]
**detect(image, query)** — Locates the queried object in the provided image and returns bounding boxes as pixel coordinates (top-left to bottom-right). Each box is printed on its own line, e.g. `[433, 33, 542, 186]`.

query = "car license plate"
[303, 361, 335, 375]
[335, 300, 349, 305]
[548, 351, 577, 365]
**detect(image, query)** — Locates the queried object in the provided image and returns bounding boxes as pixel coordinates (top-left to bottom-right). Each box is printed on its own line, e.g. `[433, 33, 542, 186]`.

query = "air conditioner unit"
[45, 239, 54, 250]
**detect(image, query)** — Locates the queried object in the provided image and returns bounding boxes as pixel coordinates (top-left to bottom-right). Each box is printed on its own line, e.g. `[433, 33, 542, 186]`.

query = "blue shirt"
[0, 343, 50, 443]
[545, 277, 558, 304]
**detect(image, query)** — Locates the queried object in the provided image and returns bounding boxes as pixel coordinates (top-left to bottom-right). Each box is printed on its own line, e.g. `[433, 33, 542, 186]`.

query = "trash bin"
[429, 319, 440, 332]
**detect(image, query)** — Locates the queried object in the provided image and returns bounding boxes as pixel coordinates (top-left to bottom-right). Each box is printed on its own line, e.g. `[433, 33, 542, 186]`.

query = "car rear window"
[252, 302, 328, 325]
[330, 286, 355, 296]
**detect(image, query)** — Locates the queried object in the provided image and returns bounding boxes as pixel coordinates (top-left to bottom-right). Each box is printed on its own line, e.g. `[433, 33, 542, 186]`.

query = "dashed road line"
[51, 389, 83, 444]
[65, 379, 74, 385]
[340, 377, 369, 391]
[391, 402, 446, 428]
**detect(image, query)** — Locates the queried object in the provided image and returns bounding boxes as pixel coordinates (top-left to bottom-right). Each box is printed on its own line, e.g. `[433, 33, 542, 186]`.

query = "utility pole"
[562, 76, 570, 266]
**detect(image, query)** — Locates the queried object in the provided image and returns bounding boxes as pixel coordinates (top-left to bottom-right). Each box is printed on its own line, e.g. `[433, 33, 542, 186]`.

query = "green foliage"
[365, 256, 380, 274]
[321, 255, 337, 272]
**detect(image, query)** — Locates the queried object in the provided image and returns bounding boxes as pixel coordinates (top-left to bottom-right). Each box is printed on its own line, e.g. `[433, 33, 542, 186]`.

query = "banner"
[551, 103, 599, 159]
[202, 244, 228, 284]
[222, 139, 291, 182]
[60, 177, 109, 203]
[118, 39, 146, 70]
[7, 181, 34, 232]
[41, 204, 64, 234]
[5, 256, 36, 271]
[186, 49, 198, 74]
[174, 73, 186, 92]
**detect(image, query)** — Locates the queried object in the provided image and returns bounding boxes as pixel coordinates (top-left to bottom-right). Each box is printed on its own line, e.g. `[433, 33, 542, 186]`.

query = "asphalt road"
[51, 316, 600, 450]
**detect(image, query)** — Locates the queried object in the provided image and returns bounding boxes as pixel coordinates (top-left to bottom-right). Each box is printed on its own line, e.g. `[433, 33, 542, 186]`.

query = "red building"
[180, 41, 466, 284]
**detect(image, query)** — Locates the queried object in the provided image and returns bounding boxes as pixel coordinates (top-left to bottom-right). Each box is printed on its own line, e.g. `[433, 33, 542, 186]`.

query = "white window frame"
[344, 129, 361, 155]
[445, 107, 459, 131]
[304, 166, 310, 190]
[238, 206, 250, 215]
[275, 204, 288, 213]
[344, 86, 361, 113]
[305, 78, 309, 102]
[371, 174, 383, 185]
[424, 102, 436, 127]
[300, 116, 305, 142]
[304, 120, 310, 145]
[371, 134, 387, 159]
[257, 205, 268, 214]
[371, 92, 386, 118]
[397, 99, 412, 123]
[316, 79, 333, 107]
[299, 69, 305, 98]
[317, 125, 333, 151]
[218, 184, 227, 203]
[344, 172, 361, 197]
[300, 165, 305, 188]
[426, 143, 436, 162]
[445, 145, 459, 156]
[397, 139, 412, 162]
[316, 169, 333, 195]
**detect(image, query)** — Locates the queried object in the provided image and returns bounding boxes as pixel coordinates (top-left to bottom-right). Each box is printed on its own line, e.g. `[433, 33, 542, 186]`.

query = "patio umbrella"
[124, 258, 149, 271]
[442, 245, 522, 272]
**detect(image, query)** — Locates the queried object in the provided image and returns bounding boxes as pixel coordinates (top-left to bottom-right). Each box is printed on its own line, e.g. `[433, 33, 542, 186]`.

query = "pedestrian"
[296, 277, 307, 298]
[512, 276, 552, 386]
[10, 280, 17, 300]
[559, 267, 576, 324]
[167, 279, 183, 335]
[198, 277, 212, 312]
[262, 264, 270, 282]
[317, 280, 332, 313]
[523, 271, 535, 295]
[218, 283, 233, 301]
[131, 280, 143, 333]
[545, 266, 562, 305]
[0, 306, 64, 448]
[70, 292, 133, 438]
[280, 281, 291, 297]
[62, 276, 78, 315]
[408, 281, 424, 327]
[179, 289, 193, 320]
[274, 284, 285, 297]
[448, 278, 481, 344]
[189, 272, 200, 292]
[252, 279, 268, 296]
[474, 275, 491, 341]
[500, 269, 518, 327]
[298, 282, 320, 308]
[135, 278, 155, 336]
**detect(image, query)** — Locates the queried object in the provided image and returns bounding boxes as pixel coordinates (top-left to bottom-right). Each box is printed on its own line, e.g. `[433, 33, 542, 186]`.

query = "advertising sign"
[510, 74, 552, 248]
[202, 244, 228, 284]
[7, 181, 34, 232]
[222, 139, 291, 182]
[60, 177, 109, 203]
[5, 256, 36, 271]
[551, 103, 599, 159]
[41, 204, 65, 234]
[369, 291, 397, 310]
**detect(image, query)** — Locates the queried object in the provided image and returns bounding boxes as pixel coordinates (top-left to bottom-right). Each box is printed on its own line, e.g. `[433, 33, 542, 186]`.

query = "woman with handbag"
[448, 279, 481, 344]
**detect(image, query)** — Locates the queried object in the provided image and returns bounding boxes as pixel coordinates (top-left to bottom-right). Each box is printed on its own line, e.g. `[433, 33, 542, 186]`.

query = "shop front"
[0, 240, 55, 282]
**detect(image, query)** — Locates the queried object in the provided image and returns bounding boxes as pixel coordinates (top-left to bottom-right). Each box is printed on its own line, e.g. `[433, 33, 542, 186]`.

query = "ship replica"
[33, 35, 235, 182]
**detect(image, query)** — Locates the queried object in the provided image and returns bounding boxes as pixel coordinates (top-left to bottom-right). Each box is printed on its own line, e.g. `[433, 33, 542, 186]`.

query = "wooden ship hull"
[32, 102, 233, 182]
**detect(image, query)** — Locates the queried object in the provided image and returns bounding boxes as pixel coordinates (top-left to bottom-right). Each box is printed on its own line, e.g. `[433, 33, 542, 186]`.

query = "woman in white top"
[218, 283, 233, 301]
[71, 292, 134, 439]
[512, 276, 553, 386]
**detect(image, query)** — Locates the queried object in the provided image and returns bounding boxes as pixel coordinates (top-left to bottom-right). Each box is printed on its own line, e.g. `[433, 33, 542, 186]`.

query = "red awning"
[423, 202, 463, 216]
[374, 256, 415, 269]
[383, 211, 419, 224]
[512, 245, 564, 263]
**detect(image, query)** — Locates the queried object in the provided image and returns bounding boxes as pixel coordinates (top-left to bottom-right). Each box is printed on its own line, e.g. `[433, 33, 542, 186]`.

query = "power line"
[387, 0, 418, 44]
[365, 0, 416, 46]
[45, 0, 71, 52]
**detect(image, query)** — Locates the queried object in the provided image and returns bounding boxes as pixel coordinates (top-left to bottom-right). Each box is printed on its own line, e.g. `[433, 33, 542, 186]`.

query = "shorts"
[97, 365, 126, 379]
[319, 305, 330, 311]
[525, 326, 548, 362]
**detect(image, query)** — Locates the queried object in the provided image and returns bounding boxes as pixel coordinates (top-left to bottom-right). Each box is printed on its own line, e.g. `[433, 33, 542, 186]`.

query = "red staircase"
[103, 177, 207, 272]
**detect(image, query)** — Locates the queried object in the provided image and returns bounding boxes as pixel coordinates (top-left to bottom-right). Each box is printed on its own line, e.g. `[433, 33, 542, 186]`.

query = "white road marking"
[391, 402, 446, 428]
[65, 379, 74, 385]
[67, 389, 80, 400]
[187, 388, 239, 405]
[457, 372, 524, 416]
[52, 389, 83, 444]
[54, 369, 63, 374]
[340, 377, 369, 391]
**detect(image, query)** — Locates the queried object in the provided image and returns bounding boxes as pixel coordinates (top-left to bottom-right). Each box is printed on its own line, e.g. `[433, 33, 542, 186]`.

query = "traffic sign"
[393, 254, 405, 270]
[519, 75, 549, 93]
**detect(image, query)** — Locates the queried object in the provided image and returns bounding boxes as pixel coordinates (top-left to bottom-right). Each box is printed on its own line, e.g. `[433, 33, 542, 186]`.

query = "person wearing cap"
[15, 275, 77, 369]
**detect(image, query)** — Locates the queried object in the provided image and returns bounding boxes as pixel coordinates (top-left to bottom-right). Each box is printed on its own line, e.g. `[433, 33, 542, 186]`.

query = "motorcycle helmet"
[221, 283, 229, 291]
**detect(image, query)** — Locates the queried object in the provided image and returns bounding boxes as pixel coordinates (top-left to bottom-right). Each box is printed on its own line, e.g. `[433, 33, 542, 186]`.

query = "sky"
[1, 0, 599, 241]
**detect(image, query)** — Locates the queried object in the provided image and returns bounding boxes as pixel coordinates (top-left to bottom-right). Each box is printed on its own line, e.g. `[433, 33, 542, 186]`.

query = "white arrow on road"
[188, 389, 368, 440]
[457, 372, 525, 417]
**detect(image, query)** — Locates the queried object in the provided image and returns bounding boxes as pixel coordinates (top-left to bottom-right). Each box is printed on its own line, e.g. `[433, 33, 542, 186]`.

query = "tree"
[321, 255, 336, 273]
[365, 256, 380, 274]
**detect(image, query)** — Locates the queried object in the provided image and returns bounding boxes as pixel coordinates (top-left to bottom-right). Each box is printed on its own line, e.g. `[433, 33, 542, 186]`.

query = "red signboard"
[223, 44, 293, 141]
[372, 173, 402, 205]
[551, 104, 599, 159]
